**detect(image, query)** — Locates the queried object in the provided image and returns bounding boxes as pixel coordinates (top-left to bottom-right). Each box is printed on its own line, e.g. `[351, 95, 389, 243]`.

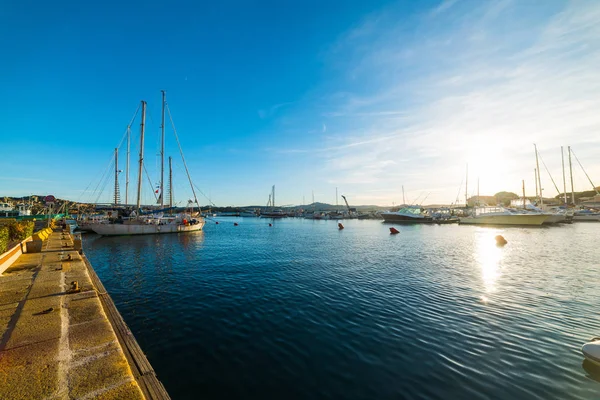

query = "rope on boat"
[166, 103, 202, 212]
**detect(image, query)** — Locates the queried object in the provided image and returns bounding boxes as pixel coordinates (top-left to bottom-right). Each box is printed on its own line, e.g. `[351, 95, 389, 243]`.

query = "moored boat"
[459, 206, 550, 226]
[91, 92, 205, 236]
[381, 206, 433, 224]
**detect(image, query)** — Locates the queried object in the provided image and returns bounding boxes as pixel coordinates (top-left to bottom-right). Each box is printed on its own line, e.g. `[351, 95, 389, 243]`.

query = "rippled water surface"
[82, 218, 600, 399]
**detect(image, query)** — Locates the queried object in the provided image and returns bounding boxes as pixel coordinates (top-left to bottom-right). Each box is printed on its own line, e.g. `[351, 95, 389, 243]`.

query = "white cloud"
[305, 0, 600, 204]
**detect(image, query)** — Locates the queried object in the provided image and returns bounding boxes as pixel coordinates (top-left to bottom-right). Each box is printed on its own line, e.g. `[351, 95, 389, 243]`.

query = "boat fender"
[390, 227, 400, 234]
[495, 235, 507, 246]
[234, 223, 238, 226]
[338, 223, 344, 230]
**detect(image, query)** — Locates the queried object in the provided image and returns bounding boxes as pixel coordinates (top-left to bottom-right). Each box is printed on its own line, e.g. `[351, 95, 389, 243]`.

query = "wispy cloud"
[282, 0, 600, 204]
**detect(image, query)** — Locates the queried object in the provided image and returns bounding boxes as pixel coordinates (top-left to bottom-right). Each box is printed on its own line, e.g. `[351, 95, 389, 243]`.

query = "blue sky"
[2, 0, 600, 206]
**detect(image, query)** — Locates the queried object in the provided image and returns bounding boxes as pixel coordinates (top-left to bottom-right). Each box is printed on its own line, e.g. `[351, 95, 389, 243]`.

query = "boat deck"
[0, 231, 169, 399]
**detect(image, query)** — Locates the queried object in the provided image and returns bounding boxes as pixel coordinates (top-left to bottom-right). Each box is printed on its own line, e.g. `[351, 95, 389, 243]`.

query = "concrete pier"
[0, 230, 169, 399]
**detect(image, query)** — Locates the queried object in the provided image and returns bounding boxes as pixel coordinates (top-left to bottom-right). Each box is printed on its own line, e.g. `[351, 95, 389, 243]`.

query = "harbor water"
[82, 219, 600, 399]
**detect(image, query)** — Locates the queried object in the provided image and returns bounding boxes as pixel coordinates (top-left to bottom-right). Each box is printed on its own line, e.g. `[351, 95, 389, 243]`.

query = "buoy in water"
[234, 223, 238, 226]
[215, 221, 219, 225]
[269, 223, 272, 227]
[389, 227, 400, 234]
[495, 235, 507, 246]
[338, 223, 344, 230]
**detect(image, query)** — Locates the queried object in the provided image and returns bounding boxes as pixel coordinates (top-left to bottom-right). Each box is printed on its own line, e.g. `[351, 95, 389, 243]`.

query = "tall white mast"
[465, 164, 468, 207]
[534, 169, 538, 198]
[272, 185, 275, 209]
[534, 144, 543, 207]
[126, 126, 130, 205]
[402, 185, 406, 205]
[568, 146, 575, 204]
[561, 146, 567, 205]
[168, 156, 173, 208]
[114, 148, 119, 205]
[160, 90, 166, 208]
[136, 101, 146, 213]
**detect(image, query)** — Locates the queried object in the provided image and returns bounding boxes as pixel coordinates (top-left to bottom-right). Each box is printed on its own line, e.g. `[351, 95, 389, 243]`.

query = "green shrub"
[0, 226, 8, 254]
[9, 221, 35, 242]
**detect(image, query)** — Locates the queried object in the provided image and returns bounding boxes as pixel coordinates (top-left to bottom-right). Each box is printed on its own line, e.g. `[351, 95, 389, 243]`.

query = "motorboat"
[381, 206, 433, 223]
[459, 206, 550, 226]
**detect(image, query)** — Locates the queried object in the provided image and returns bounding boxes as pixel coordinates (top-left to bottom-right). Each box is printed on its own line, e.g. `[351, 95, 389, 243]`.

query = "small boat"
[381, 206, 433, 224]
[582, 338, 600, 366]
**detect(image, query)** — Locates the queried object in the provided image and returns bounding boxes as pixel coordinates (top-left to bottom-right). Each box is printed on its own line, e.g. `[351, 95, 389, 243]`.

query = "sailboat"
[91, 92, 205, 235]
[260, 185, 287, 218]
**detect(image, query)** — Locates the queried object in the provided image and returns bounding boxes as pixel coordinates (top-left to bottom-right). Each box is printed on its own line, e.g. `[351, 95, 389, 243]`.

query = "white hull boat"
[459, 207, 550, 226]
[92, 216, 204, 236]
[582, 339, 600, 367]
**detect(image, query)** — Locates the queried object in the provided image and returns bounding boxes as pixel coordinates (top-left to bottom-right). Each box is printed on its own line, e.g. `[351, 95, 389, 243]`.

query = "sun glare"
[474, 230, 504, 294]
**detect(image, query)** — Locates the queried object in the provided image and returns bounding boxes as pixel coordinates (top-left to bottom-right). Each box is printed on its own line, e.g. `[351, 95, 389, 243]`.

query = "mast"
[571, 147, 599, 195]
[522, 180, 526, 209]
[136, 101, 146, 213]
[534, 169, 538, 198]
[125, 126, 130, 205]
[477, 178, 479, 206]
[402, 185, 406, 205]
[465, 164, 468, 207]
[168, 156, 173, 208]
[336, 187, 338, 207]
[534, 144, 543, 207]
[160, 90, 166, 208]
[561, 146, 567, 205]
[114, 148, 119, 205]
[568, 146, 575, 204]
[272, 185, 275, 209]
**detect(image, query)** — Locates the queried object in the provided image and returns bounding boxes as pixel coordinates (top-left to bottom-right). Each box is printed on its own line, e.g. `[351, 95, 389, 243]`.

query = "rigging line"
[537, 151, 561, 195]
[77, 151, 115, 202]
[89, 155, 115, 203]
[193, 183, 216, 207]
[166, 103, 200, 209]
[570, 149, 599, 194]
[116, 103, 141, 150]
[453, 177, 464, 206]
[94, 160, 114, 204]
[172, 161, 213, 207]
[143, 163, 159, 203]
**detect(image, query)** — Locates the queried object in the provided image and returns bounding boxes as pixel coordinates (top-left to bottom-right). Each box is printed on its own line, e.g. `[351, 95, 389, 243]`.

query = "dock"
[0, 229, 169, 399]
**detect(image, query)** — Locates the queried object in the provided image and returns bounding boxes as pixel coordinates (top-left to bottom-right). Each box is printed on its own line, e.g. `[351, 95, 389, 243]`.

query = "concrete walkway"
[0, 231, 146, 399]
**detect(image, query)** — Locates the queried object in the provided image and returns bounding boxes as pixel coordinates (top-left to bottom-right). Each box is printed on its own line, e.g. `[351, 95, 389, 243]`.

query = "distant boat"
[260, 185, 287, 218]
[459, 206, 549, 226]
[573, 209, 600, 222]
[91, 92, 205, 236]
[381, 206, 433, 223]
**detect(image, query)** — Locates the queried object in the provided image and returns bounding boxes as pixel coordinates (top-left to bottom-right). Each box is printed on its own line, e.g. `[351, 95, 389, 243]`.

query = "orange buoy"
[389, 227, 400, 234]
[338, 223, 344, 230]
[495, 235, 507, 246]
[234, 223, 238, 226]
[269, 223, 272, 227]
